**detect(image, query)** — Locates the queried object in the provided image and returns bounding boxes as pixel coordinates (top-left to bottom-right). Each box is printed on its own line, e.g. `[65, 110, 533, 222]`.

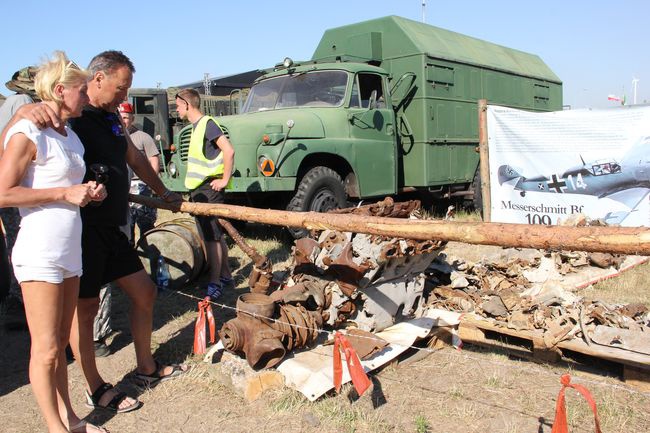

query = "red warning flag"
[551, 374, 602, 433]
[193, 297, 216, 355]
[332, 332, 372, 397]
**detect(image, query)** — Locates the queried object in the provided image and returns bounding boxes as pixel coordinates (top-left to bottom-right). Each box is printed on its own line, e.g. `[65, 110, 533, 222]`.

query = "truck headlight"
[168, 161, 178, 177]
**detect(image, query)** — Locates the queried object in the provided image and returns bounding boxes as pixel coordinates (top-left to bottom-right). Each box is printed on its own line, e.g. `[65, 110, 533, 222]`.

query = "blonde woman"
[0, 52, 108, 433]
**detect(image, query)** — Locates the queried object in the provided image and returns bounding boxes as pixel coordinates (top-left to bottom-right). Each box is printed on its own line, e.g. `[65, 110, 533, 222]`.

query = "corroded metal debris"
[219, 199, 444, 368]
[217, 200, 649, 369]
[426, 250, 649, 353]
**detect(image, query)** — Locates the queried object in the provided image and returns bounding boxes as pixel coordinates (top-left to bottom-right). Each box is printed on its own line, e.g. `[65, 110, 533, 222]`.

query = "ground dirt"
[1, 223, 649, 433]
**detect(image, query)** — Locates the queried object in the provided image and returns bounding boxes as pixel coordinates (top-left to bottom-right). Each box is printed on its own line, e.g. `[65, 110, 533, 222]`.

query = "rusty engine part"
[219, 293, 286, 369]
[220, 293, 322, 369]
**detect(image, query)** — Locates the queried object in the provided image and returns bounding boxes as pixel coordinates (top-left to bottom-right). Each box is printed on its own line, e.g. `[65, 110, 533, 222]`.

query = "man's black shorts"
[79, 225, 143, 298]
[190, 182, 225, 241]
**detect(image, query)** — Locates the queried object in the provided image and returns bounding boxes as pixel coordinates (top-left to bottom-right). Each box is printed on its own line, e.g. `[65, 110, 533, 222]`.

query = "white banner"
[487, 105, 650, 227]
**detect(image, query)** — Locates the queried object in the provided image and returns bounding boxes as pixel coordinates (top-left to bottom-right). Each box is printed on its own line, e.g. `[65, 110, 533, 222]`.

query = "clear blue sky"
[1, 0, 647, 109]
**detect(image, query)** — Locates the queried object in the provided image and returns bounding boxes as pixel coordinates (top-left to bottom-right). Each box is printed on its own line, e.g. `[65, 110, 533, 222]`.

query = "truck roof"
[312, 15, 561, 83]
[261, 61, 388, 80]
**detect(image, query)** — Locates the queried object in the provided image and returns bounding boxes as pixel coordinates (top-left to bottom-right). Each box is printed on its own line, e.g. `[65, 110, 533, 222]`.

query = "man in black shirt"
[10, 51, 187, 413]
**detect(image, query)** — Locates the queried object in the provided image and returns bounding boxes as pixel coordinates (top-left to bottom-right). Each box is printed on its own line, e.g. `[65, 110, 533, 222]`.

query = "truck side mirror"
[390, 72, 416, 108]
[368, 90, 377, 110]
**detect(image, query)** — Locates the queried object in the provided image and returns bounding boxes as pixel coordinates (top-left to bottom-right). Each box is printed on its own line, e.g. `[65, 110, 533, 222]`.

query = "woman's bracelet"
[161, 189, 172, 200]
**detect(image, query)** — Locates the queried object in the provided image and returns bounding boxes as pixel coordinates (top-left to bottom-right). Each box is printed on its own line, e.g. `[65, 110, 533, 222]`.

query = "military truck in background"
[160, 16, 562, 233]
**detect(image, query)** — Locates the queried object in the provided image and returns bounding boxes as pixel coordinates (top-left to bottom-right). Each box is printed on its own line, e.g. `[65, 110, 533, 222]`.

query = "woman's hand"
[87, 181, 107, 202]
[63, 184, 94, 207]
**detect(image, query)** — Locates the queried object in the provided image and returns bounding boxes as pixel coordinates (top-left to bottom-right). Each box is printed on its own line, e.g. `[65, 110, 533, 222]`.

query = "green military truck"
[160, 16, 562, 228]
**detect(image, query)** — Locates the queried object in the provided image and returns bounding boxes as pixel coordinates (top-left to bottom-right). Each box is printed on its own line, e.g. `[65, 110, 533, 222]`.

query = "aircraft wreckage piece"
[129, 194, 650, 255]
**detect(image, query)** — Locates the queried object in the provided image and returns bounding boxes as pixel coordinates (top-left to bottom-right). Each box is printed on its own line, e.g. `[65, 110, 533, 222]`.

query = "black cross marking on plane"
[547, 174, 567, 193]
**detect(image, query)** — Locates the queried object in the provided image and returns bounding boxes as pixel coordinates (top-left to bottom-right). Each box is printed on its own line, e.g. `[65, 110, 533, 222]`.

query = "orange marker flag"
[333, 332, 372, 397]
[551, 374, 602, 433]
[193, 297, 216, 355]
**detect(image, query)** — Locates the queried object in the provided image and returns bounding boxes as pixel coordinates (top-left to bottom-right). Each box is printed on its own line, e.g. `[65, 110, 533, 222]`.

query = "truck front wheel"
[286, 166, 347, 238]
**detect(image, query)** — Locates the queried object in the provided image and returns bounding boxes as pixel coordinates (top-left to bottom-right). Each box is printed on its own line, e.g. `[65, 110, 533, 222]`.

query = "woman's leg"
[56, 276, 82, 426]
[21, 280, 68, 433]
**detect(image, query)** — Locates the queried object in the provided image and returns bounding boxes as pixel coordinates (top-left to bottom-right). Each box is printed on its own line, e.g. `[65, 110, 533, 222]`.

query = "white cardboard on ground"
[276, 316, 442, 401]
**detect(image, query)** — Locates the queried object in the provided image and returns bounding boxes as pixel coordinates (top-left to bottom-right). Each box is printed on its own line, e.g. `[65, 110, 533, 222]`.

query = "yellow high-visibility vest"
[184, 116, 225, 189]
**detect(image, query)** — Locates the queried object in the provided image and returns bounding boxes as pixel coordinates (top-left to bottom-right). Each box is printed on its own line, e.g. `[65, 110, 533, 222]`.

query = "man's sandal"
[85, 382, 142, 413]
[133, 360, 189, 388]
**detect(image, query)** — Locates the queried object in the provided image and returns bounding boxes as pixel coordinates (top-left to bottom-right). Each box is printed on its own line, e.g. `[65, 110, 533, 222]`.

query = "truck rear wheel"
[286, 166, 347, 238]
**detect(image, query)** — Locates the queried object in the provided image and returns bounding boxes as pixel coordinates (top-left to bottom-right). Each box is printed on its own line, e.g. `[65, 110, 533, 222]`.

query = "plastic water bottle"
[156, 255, 170, 292]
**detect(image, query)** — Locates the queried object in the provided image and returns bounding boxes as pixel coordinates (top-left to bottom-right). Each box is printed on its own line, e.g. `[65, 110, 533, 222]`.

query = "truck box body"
[312, 16, 562, 189]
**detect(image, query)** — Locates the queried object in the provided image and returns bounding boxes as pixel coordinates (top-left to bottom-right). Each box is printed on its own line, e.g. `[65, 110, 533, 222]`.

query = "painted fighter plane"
[497, 138, 650, 223]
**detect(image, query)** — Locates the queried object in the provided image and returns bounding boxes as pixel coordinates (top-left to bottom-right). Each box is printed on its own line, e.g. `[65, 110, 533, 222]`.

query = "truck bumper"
[229, 176, 297, 193]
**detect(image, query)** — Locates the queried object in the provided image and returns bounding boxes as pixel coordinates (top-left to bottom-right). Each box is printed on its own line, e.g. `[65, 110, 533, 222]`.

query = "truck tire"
[286, 166, 347, 238]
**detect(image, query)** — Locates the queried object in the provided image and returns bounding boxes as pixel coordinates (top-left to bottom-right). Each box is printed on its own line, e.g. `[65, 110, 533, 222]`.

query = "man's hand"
[209, 178, 229, 192]
[162, 190, 183, 206]
[20, 102, 62, 130]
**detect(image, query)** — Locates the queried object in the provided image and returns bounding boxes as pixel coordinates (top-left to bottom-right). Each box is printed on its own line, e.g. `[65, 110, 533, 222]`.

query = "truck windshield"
[242, 70, 348, 112]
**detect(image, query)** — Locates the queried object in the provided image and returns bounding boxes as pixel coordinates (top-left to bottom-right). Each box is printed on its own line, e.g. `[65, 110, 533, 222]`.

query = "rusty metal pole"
[478, 99, 491, 222]
[130, 194, 650, 255]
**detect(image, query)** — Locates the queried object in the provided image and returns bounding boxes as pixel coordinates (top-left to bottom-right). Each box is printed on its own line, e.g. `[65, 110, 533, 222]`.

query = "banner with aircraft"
[487, 105, 650, 227]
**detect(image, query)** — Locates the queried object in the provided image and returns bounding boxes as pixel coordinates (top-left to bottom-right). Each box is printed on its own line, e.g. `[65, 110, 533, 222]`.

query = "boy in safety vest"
[176, 89, 235, 299]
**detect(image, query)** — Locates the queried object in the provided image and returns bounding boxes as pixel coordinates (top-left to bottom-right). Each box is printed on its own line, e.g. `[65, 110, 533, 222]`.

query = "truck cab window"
[355, 73, 384, 108]
[243, 70, 347, 112]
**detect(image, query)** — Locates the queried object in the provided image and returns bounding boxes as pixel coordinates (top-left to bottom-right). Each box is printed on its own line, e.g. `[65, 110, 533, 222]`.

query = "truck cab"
[161, 62, 397, 213]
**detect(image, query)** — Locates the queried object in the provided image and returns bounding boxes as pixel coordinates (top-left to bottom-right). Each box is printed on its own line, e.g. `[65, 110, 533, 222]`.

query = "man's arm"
[208, 135, 235, 191]
[125, 135, 181, 204]
[0, 103, 61, 159]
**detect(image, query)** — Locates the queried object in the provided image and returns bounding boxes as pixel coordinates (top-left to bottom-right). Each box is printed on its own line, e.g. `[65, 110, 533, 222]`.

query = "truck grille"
[177, 124, 230, 163]
[178, 128, 192, 162]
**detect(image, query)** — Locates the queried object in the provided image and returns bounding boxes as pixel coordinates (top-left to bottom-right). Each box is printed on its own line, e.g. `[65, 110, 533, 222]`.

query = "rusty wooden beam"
[129, 194, 650, 256]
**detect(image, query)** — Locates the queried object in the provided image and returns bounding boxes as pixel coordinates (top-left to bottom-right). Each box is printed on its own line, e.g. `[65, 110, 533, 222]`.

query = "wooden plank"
[459, 322, 541, 362]
[460, 316, 650, 370]
[532, 336, 562, 363]
[478, 99, 491, 222]
[624, 366, 650, 392]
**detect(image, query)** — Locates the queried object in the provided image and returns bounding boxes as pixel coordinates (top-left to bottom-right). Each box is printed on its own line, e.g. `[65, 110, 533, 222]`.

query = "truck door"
[348, 73, 396, 197]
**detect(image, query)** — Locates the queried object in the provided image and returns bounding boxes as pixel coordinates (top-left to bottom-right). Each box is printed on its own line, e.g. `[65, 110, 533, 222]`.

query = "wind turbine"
[632, 77, 639, 105]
